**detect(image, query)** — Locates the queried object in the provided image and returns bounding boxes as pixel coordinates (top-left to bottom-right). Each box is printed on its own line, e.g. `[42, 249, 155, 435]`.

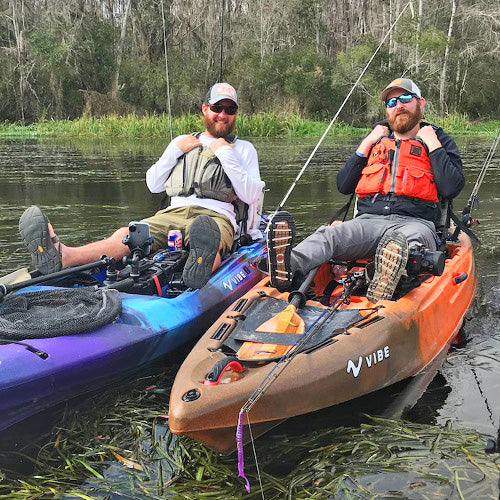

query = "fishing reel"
[407, 244, 445, 276]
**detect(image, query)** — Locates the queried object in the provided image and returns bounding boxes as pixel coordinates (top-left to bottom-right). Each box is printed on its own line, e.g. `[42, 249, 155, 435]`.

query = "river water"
[0, 136, 499, 498]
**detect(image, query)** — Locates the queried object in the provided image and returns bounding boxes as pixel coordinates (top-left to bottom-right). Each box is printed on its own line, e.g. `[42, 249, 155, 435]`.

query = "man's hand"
[210, 137, 234, 152]
[417, 125, 442, 152]
[175, 135, 202, 153]
[357, 124, 390, 156]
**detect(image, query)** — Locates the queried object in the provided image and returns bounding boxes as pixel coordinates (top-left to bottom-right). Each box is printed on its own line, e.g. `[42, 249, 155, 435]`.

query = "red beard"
[387, 106, 422, 134]
[204, 114, 235, 138]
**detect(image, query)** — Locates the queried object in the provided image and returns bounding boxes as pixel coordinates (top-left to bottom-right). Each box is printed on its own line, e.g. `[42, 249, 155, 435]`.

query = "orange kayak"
[169, 232, 476, 454]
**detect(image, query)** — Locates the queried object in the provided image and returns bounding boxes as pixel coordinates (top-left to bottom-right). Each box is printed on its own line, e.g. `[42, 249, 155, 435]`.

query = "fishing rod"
[461, 125, 500, 226]
[0, 257, 112, 301]
[239, 270, 363, 413]
[160, 0, 173, 142]
[244, 0, 414, 413]
[269, 1, 414, 222]
[237, 2, 415, 491]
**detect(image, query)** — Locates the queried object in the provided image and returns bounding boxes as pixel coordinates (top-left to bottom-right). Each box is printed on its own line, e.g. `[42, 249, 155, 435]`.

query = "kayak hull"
[169, 233, 476, 453]
[0, 240, 266, 432]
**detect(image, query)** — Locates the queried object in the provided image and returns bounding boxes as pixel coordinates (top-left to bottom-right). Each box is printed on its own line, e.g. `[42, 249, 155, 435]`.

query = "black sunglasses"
[208, 103, 238, 115]
[385, 93, 417, 108]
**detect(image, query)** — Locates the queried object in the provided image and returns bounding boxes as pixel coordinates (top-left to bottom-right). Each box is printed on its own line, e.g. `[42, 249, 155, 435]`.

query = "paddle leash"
[239, 2, 415, 492]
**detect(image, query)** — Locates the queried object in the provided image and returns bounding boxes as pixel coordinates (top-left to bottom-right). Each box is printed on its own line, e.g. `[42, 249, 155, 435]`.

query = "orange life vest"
[355, 138, 439, 203]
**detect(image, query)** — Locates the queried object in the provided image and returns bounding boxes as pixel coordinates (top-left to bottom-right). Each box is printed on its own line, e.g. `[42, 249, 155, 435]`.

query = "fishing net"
[0, 288, 122, 340]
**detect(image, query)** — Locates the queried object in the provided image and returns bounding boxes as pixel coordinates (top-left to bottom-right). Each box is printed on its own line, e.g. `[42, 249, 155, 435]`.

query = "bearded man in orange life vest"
[267, 78, 464, 302]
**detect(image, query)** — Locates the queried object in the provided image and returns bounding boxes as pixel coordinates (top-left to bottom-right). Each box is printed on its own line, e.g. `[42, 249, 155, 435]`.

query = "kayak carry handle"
[453, 272, 468, 285]
[204, 356, 244, 385]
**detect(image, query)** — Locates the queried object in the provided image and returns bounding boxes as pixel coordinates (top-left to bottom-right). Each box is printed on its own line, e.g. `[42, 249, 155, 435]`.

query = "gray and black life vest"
[165, 133, 237, 203]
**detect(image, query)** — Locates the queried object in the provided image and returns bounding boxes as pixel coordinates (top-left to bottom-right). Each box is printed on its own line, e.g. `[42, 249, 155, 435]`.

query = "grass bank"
[0, 113, 498, 139]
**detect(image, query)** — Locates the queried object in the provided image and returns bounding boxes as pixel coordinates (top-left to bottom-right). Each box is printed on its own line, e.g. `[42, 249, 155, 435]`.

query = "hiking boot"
[366, 230, 408, 303]
[267, 211, 295, 292]
[182, 215, 220, 289]
[19, 206, 62, 275]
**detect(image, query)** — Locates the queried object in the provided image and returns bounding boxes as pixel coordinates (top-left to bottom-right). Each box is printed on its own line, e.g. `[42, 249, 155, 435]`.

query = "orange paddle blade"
[257, 304, 305, 334]
[236, 304, 305, 360]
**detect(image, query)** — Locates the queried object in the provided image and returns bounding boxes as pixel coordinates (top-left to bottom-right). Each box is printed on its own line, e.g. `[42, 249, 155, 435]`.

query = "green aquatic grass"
[2, 113, 496, 139]
[425, 114, 500, 136]
[1, 113, 355, 139]
[0, 367, 498, 500]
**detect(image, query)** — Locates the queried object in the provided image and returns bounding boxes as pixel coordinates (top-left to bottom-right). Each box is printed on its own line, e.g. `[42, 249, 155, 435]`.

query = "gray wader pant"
[290, 213, 439, 275]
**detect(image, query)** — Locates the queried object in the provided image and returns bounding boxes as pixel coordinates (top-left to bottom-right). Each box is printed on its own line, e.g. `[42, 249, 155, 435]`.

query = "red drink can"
[167, 229, 183, 251]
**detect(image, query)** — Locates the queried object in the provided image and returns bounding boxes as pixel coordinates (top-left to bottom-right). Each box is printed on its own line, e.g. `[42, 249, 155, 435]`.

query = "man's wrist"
[425, 139, 442, 153]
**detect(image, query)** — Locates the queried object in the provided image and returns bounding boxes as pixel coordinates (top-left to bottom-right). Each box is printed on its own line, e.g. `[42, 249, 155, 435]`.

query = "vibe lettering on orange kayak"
[346, 345, 390, 378]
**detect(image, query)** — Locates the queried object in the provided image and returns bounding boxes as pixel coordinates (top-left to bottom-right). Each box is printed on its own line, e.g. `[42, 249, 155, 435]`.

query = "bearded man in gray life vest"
[267, 78, 464, 302]
[19, 83, 265, 289]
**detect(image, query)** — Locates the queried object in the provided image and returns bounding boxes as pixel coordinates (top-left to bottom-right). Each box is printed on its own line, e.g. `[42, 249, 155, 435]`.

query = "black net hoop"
[0, 288, 122, 340]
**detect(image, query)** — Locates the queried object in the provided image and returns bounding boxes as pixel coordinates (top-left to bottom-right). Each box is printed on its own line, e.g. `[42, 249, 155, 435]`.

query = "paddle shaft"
[288, 267, 319, 309]
[0, 257, 111, 299]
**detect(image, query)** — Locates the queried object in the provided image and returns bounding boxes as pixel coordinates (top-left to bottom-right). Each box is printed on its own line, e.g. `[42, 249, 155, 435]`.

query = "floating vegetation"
[0, 365, 498, 500]
[0, 114, 498, 139]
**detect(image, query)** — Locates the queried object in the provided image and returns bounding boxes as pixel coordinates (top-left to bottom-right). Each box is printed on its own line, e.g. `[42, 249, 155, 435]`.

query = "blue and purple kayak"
[0, 240, 266, 432]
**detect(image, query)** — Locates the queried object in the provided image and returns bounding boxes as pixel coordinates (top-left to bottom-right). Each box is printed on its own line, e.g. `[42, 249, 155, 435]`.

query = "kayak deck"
[169, 233, 476, 453]
[0, 239, 266, 432]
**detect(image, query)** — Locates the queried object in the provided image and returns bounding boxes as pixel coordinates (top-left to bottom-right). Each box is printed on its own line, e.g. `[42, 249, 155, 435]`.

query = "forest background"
[1, 0, 499, 128]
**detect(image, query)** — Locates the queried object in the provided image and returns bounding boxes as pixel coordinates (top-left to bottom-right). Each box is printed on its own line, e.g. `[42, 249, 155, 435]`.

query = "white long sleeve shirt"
[146, 133, 265, 238]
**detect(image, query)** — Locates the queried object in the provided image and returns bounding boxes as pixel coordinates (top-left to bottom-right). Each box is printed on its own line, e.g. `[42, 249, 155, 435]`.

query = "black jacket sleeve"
[430, 128, 464, 199]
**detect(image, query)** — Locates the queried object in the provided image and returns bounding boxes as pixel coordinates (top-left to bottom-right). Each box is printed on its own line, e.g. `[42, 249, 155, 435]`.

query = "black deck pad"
[223, 297, 363, 354]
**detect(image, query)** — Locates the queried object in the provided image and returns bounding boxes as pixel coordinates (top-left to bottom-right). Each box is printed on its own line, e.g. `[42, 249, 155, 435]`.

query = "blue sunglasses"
[385, 93, 417, 108]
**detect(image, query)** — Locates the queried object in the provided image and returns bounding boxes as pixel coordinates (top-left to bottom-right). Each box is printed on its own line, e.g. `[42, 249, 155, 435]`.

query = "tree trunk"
[439, 0, 457, 115]
[110, 0, 132, 99]
[415, 0, 422, 72]
[388, 0, 393, 71]
[10, 0, 26, 123]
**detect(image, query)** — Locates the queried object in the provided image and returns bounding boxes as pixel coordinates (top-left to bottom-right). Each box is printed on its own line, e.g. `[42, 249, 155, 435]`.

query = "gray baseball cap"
[381, 78, 422, 101]
[205, 82, 238, 105]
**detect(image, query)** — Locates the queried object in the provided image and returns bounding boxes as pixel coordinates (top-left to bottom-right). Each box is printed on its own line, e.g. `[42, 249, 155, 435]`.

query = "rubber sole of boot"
[366, 231, 408, 302]
[19, 206, 62, 275]
[267, 211, 295, 292]
[182, 215, 220, 289]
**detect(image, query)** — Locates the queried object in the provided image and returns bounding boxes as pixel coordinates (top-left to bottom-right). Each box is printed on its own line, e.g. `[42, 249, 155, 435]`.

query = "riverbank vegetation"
[1, 1, 499, 126]
[0, 114, 498, 139]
